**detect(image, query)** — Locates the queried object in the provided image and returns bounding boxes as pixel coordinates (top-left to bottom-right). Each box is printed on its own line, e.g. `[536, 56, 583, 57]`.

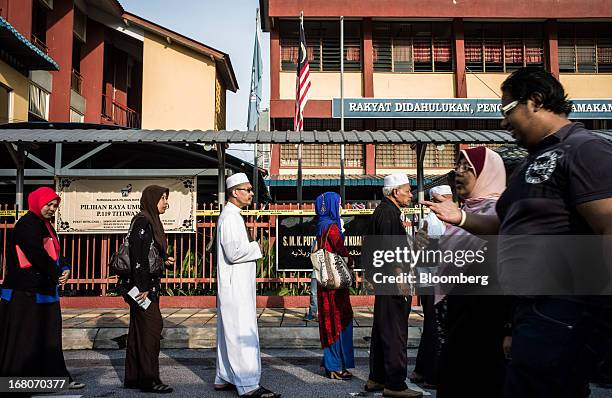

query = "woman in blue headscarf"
[314, 192, 355, 380]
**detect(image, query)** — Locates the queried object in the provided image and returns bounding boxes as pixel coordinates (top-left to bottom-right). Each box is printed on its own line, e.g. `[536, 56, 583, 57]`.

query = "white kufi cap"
[429, 185, 452, 197]
[226, 173, 250, 189]
[383, 173, 410, 188]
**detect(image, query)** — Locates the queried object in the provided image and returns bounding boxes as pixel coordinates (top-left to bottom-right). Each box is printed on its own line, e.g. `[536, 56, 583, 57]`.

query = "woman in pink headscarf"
[427, 147, 510, 398]
[0, 187, 84, 389]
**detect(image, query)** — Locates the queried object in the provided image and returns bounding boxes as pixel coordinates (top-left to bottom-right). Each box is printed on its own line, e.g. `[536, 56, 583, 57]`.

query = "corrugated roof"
[1, 129, 610, 144]
[267, 174, 435, 187]
[0, 16, 59, 71]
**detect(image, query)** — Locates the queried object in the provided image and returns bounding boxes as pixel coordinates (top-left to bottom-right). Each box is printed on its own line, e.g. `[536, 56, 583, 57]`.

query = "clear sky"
[119, 0, 270, 162]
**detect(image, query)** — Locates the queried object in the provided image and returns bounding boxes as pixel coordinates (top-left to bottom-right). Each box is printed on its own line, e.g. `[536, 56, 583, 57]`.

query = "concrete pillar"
[362, 18, 376, 175]
[81, 18, 105, 123]
[6, 0, 33, 39]
[453, 18, 467, 99]
[47, 0, 74, 121]
[546, 20, 560, 79]
[270, 25, 280, 101]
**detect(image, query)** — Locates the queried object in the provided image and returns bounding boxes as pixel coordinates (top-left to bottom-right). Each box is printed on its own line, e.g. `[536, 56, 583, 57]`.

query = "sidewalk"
[61, 306, 424, 350]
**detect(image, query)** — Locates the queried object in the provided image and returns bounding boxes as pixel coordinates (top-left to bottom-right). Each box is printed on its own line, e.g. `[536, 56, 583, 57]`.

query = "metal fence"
[0, 203, 395, 297]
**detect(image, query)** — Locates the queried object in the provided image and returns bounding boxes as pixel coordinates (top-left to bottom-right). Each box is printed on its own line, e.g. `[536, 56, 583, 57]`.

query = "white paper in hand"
[424, 212, 446, 238]
[127, 286, 151, 310]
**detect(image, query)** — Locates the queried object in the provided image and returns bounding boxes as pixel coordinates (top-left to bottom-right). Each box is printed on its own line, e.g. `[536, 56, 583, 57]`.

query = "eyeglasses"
[454, 163, 475, 173]
[394, 186, 412, 195]
[501, 100, 520, 118]
[235, 188, 254, 193]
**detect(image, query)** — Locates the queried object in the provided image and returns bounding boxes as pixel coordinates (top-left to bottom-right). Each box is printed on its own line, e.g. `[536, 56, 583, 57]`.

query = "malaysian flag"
[294, 16, 311, 132]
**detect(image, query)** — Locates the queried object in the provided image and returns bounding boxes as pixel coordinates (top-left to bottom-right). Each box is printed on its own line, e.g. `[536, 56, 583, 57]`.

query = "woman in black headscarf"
[122, 185, 175, 394]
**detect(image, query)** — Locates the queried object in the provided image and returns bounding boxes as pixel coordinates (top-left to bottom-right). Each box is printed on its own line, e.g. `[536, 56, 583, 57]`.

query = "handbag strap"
[312, 224, 334, 253]
[321, 224, 333, 250]
[124, 216, 139, 242]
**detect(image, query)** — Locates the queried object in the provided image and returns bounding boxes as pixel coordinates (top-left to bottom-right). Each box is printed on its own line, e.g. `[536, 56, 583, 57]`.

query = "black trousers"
[124, 300, 163, 389]
[504, 298, 610, 398]
[369, 295, 411, 391]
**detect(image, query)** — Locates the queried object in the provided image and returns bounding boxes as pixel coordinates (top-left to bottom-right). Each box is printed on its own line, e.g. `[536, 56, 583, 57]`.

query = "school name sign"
[55, 177, 197, 234]
[332, 98, 612, 119]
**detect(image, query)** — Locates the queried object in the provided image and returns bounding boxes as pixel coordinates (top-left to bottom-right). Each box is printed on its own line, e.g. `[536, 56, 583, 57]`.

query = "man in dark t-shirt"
[422, 67, 612, 398]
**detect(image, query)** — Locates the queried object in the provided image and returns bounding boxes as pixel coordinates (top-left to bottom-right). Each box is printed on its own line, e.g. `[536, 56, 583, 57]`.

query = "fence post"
[100, 235, 108, 296]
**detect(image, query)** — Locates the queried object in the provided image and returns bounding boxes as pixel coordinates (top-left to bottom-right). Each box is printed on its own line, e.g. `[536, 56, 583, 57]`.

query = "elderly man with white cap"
[364, 174, 422, 398]
[214, 173, 280, 398]
[422, 185, 453, 238]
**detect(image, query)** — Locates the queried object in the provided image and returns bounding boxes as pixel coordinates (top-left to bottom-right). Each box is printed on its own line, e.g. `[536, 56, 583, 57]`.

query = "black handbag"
[109, 219, 137, 278]
[147, 241, 164, 276]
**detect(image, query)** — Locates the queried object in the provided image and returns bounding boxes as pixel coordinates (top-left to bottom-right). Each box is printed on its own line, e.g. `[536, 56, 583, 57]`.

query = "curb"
[62, 326, 423, 350]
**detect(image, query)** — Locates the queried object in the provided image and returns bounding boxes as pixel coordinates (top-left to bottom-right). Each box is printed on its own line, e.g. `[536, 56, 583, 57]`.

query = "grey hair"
[382, 186, 397, 197]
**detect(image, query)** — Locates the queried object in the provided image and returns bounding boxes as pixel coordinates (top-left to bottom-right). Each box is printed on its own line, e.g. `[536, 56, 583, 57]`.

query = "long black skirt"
[0, 290, 71, 379]
[124, 300, 163, 389]
[436, 295, 506, 398]
[414, 294, 444, 385]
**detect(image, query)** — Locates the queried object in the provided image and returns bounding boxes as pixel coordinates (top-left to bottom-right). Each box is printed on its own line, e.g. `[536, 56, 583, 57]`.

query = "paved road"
[37, 349, 612, 398]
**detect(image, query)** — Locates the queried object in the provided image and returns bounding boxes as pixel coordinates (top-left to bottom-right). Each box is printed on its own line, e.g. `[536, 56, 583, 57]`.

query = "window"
[280, 144, 363, 167]
[70, 108, 84, 123]
[0, 84, 11, 124]
[465, 119, 502, 130]
[424, 144, 456, 167]
[376, 144, 455, 168]
[38, 0, 53, 9]
[376, 145, 416, 168]
[464, 23, 544, 72]
[28, 83, 49, 120]
[31, 0, 48, 53]
[374, 119, 456, 168]
[73, 6, 86, 42]
[276, 119, 364, 167]
[71, 39, 83, 94]
[373, 22, 453, 72]
[558, 23, 612, 73]
[280, 20, 361, 72]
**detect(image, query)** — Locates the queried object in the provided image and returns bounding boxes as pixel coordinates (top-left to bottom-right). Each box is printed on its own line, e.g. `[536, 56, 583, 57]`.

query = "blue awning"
[0, 16, 59, 71]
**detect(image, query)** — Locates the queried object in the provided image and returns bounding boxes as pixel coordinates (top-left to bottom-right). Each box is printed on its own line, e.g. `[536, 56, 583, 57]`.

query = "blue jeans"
[306, 271, 317, 319]
[504, 298, 605, 398]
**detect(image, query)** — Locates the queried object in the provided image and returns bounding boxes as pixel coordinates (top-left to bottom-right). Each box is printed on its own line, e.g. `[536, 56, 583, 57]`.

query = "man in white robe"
[215, 173, 280, 398]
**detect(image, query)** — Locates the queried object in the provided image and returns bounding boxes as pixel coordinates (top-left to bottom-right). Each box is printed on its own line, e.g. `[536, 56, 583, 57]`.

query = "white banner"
[55, 177, 197, 234]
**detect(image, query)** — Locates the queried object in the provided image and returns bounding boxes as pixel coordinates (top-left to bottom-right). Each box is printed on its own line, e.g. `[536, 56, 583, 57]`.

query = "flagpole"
[253, 8, 260, 208]
[297, 11, 304, 205]
[340, 16, 346, 204]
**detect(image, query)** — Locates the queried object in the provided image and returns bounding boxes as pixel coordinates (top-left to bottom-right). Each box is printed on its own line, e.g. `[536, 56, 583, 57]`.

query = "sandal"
[340, 369, 353, 378]
[325, 370, 351, 380]
[215, 383, 237, 391]
[240, 386, 281, 397]
[142, 383, 173, 394]
[409, 371, 424, 384]
[364, 379, 384, 392]
[68, 381, 86, 389]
